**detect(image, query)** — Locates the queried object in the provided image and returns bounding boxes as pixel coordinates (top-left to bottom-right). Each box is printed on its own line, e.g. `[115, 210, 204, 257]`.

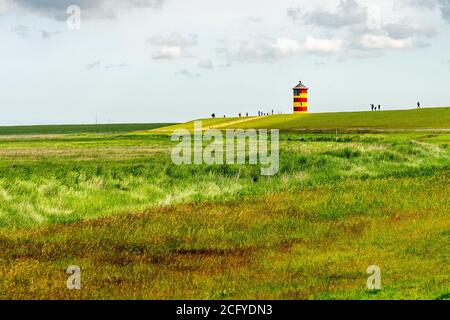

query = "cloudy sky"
[0, 0, 449, 125]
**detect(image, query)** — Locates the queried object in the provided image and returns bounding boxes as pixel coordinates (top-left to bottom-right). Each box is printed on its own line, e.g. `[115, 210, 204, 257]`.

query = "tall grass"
[0, 132, 448, 228]
[0, 174, 448, 299]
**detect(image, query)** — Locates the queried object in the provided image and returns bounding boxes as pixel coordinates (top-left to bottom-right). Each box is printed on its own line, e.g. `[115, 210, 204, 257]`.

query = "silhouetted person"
[378, 105, 381, 111]
[212, 113, 216, 119]
[371, 104, 374, 111]
[246, 113, 248, 117]
[417, 102, 421, 109]
[239, 113, 241, 117]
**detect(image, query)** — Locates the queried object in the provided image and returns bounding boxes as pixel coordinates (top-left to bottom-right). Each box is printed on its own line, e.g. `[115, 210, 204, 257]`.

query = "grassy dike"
[150, 107, 450, 132]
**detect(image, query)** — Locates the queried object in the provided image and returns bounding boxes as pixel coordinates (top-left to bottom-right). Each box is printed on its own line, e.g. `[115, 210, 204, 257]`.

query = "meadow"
[0, 123, 172, 136]
[0, 109, 449, 300]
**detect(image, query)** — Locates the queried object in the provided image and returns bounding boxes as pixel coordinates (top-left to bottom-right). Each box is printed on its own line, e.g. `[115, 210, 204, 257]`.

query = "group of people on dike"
[371, 102, 421, 111]
[258, 110, 274, 116]
[371, 104, 381, 111]
[211, 113, 250, 119]
[212, 110, 277, 119]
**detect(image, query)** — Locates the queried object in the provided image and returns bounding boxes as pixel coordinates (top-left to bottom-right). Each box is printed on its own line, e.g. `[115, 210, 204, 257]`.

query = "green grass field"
[0, 109, 449, 300]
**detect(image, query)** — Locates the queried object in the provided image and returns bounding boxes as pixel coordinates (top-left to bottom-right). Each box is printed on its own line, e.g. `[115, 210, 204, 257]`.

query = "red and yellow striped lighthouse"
[293, 81, 309, 113]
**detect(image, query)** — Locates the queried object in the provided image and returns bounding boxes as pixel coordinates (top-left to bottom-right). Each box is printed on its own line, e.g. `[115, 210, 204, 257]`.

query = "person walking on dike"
[417, 102, 421, 109]
[371, 104, 374, 111]
[378, 105, 381, 111]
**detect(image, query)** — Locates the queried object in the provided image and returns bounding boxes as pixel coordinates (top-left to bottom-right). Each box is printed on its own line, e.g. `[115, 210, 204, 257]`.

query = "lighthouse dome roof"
[293, 81, 308, 89]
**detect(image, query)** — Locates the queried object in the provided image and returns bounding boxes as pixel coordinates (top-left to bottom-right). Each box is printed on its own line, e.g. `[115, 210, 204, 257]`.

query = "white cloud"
[440, 0, 450, 22]
[85, 60, 102, 70]
[383, 23, 437, 40]
[40, 30, 59, 39]
[303, 36, 343, 54]
[274, 38, 302, 56]
[219, 35, 343, 62]
[148, 33, 197, 60]
[0, 0, 13, 14]
[217, 37, 283, 62]
[11, 24, 30, 38]
[176, 69, 201, 77]
[288, 0, 366, 29]
[9, 0, 166, 20]
[286, 0, 441, 56]
[198, 59, 213, 69]
[86, 61, 130, 70]
[234, 40, 277, 61]
[276, 36, 343, 56]
[403, 0, 439, 10]
[360, 34, 413, 49]
[403, 0, 450, 23]
[153, 46, 184, 59]
[104, 63, 130, 69]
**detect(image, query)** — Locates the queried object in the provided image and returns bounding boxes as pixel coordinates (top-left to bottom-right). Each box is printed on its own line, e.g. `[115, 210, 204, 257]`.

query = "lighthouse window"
[294, 90, 300, 96]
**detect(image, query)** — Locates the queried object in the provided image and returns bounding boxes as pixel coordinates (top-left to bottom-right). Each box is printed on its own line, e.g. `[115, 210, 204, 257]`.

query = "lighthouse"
[293, 81, 309, 113]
